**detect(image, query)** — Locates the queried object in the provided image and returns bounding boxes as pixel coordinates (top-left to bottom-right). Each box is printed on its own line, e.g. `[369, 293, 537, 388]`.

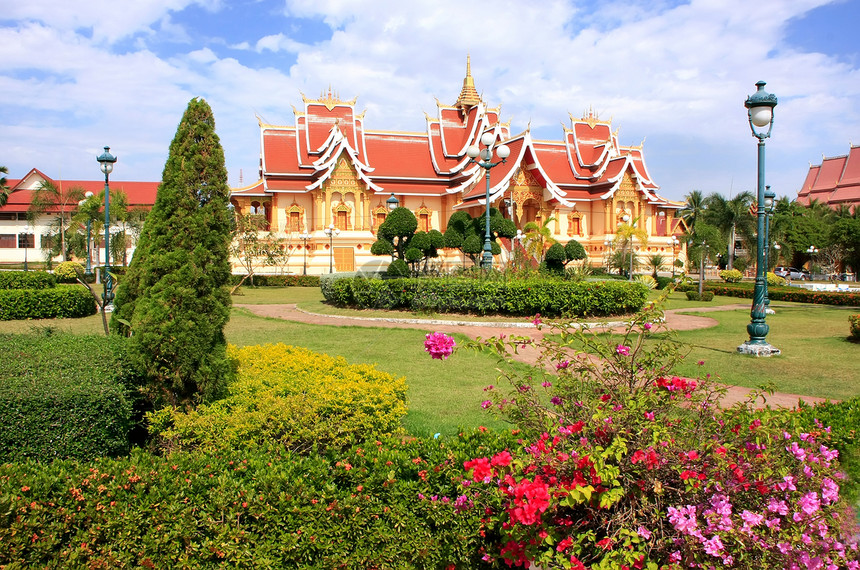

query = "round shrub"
[54, 261, 84, 283]
[685, 290, 714, 301]
[150, 343, 408, 454]
[719, 268, 743, 283]
[850, 314, 860, 340]
[767, 271, 786, 286]
[386, 258, 410, 277]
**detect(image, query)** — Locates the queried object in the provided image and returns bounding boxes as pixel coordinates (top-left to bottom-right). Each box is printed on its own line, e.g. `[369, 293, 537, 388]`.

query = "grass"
[2, 286, 857, 435]
[665, 301, 860, 400]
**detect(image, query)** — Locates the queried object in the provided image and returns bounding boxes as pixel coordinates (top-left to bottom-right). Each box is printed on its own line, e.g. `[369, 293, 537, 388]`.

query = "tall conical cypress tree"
[112, 98, 233, 407]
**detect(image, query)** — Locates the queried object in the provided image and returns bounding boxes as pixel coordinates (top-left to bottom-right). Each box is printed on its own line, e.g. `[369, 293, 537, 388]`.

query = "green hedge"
[230, 274, 321, 287]
[850, 315, 860, 340]
[0, 431, 515, 569]
[705, 282, 860, 306]
[0, 333, 136, 462]
[0, 285, 97, 320]
[322, 277, 648, 317]
[0, 271, 56, 290]
[685, 290, 714, 302]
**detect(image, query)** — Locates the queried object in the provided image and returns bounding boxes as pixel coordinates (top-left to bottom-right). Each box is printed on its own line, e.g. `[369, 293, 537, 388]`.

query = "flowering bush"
[425, 332, 457, 359]
[445, 295, 859, 568]
[767, 272, 786, 287]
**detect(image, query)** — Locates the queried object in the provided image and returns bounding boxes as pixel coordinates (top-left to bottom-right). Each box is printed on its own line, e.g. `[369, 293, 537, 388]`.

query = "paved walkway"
[235, 302, 830, 409]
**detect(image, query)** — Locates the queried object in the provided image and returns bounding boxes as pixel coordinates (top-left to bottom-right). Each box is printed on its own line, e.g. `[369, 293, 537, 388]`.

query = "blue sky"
[2, 0, 858, 203]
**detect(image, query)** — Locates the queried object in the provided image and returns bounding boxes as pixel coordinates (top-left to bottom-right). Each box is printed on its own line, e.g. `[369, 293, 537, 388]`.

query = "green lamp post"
[466, 132, 510, 269]
[738, 82, 780, 356]
[96, 147, 117, 308]
[763, 185, 775, 314]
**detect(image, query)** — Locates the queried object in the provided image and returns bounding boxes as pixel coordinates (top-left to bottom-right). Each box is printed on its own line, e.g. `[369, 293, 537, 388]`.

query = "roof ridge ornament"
[455, 55, 482, 109]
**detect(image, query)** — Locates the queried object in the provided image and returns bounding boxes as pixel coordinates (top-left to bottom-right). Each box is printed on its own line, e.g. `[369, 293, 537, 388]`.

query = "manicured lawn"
[666, 301, 860, 401]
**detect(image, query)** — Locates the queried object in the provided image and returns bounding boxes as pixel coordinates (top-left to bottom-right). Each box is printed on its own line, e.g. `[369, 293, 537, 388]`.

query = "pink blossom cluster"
[666, 430, 859, 568]
[423, 332, 456, 360]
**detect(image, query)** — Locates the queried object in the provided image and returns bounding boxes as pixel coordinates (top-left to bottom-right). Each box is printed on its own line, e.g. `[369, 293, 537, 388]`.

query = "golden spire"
[455, 55, 482, 108]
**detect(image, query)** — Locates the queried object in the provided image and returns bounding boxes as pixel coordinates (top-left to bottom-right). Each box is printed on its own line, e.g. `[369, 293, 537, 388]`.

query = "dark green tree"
[372, 207, 417, 261]
[111, 98, 233, 408]
[829, 217, 860, 274]
[703, 191, 755, 270]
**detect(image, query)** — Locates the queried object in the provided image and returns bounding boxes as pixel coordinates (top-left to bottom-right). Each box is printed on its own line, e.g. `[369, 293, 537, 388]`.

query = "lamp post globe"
[96, 147, 117, 307]
[739, 82, 780, 356]
[386, 193, 399, 211]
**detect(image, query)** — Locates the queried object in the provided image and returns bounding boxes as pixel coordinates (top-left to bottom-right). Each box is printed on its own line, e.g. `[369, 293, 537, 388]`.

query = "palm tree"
[523, 217, 557, 263]
[646, 254, 666, 279]
[703, 191, 754, 271]
[0, 166, 9, 207]
[675, 190, 706, 233]
[29, 180, 85, 261]
[614, 216, 648, 279]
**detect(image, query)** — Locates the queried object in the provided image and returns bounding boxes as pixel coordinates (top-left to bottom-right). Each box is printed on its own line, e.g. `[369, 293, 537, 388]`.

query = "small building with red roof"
[0, 168, 158, 266]
[796, 145, 860, 212]
[231, 58, 685, 273]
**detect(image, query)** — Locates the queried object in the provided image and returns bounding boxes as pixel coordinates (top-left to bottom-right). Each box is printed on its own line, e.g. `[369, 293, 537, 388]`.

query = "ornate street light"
[96, 147, 117, 307]
[386, 193, 399, 211]
[299, 231, 311, 275]
[738, 81, 780, 356]
[78, 191, 95, 276]
[323, 223, 340, 274]
[467, 132, 510, 269]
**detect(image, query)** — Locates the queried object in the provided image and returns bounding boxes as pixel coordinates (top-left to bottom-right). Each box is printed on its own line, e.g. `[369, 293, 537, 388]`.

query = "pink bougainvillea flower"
[424, 332, 456, 360]
[481, 400, 492, 409]
[643, 322, 653, 330]
[555, 360, 570, 370]
[531, 313, 542, 326]
[615, 344, 631, 356]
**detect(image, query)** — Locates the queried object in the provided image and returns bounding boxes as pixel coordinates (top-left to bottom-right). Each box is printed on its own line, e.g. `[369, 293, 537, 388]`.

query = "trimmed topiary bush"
[0, 333, 135, 461]
[0, 285, 97, 320]
[850, 314, 860, 340]
[54, 261, 84, 283]
[386, 258, 410, 277]
[0, 270, 56, 290]
[149, 343, 408, 454]
[719, 268, 743, 283]
[767, 271, 786, 286]
[685, 290, 714, 301]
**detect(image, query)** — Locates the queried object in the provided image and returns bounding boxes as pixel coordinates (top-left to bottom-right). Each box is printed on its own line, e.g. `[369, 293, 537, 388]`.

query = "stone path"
[235, 302, 830, 409]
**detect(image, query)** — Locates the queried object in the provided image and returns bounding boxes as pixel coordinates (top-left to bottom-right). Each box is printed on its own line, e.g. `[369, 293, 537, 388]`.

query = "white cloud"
[1, 0, 857, 202]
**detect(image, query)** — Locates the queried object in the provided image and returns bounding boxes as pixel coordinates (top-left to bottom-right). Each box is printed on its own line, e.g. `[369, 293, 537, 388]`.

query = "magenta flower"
[531, 313, 542, 326]
[555, 360, 570, 370]
[424, 332, 456, 360]
[481, 400, 492, 409]
[643, 322, 652, 331]
[616, 344, 630, 356]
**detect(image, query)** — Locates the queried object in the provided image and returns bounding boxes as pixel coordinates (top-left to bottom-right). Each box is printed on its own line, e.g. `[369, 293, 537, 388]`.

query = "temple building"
[228, 59, 686, 274]
[796, 145, 860, 212]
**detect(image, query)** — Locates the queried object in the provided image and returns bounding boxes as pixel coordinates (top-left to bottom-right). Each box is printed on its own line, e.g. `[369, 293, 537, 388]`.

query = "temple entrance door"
[334, 247, 355, 272]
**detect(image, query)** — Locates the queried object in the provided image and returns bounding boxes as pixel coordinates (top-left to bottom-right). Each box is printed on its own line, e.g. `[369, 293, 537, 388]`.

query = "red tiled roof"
[1, 171, 157, 213]
[796, 146, 860, 211]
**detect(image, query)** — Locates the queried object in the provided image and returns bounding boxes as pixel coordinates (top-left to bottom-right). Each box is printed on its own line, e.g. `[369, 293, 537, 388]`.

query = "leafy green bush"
[718, 268, 743, 283]
[0, 270, 56, 290]
[386, 258, 410, 277]
[767, 271, 786, 286]
[0, 430, 516, 569]
[322, 277, 648, 318]
[0, 285, 97, 320]
[655, 275, 673, 289]
[150, 343, 408, 454]
[0, 333, 135, 461]
[850, 314, 860, 339]
[685, 290, 714, 301]
[54, 261, 84, 283]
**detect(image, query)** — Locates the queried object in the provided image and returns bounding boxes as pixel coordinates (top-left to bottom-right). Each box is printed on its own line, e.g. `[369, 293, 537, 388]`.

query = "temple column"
[324, 189, 332, 228]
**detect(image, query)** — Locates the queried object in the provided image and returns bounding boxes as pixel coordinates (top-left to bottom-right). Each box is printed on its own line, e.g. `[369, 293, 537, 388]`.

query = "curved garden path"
[235, 302, 829, 409]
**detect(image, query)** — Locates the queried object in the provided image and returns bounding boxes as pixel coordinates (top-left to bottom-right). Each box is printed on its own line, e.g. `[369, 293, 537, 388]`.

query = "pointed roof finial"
[456, 54, 482, 108]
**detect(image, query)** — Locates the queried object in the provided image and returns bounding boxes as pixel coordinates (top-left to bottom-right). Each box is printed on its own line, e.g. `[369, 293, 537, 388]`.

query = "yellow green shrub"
[150, 343, 407, 453]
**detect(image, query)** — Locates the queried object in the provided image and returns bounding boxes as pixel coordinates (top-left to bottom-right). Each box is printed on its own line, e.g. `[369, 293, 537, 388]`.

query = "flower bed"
[706, 282, 860, 306]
